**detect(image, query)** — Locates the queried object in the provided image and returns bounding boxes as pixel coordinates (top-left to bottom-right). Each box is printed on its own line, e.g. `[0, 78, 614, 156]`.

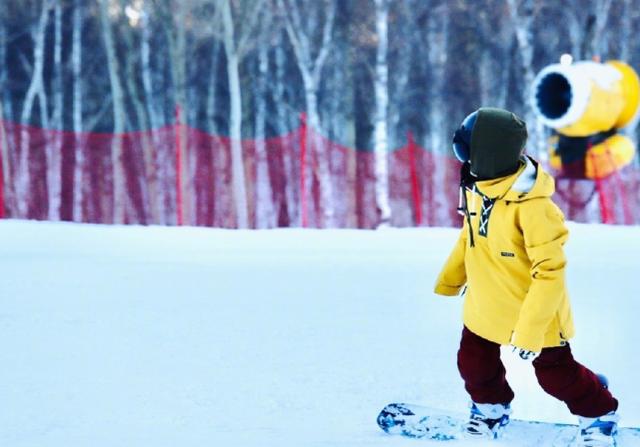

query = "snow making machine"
[530, 58, 640, 222]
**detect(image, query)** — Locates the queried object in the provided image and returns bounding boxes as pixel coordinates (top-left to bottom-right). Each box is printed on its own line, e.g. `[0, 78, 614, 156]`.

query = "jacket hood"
[469, 107, 528, 179]
[475, 156, 555, 202]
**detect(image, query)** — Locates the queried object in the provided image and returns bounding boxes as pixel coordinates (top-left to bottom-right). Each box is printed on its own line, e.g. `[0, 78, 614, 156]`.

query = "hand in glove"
[511, 345, 539, 361]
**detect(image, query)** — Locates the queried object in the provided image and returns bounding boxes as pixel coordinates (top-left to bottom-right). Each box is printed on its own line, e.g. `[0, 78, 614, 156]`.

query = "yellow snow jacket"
[434, 157, 575, 353]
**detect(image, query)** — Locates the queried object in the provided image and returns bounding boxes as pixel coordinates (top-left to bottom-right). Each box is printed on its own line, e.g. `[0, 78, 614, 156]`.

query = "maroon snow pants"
[457, 326, 618, 417]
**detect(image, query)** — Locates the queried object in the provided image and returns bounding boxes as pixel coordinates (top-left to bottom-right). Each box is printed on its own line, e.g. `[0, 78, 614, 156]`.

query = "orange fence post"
[407, 131, 422, 226]
[175, 105, 184, 226]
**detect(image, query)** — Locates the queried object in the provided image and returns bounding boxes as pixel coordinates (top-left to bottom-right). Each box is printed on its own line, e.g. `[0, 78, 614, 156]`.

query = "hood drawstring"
[457, 180, 476, 248]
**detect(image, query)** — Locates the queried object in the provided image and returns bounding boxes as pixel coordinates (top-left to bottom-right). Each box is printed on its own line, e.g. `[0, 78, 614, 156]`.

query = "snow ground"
[0, 220, 638, 447]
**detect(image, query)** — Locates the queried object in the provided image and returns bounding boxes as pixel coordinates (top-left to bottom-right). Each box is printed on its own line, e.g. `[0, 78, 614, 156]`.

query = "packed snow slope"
[0, 220, 638, 447]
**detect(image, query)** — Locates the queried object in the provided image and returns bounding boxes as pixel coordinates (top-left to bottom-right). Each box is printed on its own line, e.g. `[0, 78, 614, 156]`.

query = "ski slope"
[0, 220, 638, 446]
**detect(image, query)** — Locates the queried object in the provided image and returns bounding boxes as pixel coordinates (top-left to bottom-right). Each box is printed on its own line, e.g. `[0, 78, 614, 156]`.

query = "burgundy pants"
[457, 327, 618, 417]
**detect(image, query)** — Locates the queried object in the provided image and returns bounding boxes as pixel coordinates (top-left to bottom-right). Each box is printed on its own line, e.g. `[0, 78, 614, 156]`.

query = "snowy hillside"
[0, 220, 638, 447]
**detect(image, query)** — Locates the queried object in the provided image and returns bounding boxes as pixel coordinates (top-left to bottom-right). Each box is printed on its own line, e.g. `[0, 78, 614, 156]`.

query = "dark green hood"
[470, 107, 528, 179]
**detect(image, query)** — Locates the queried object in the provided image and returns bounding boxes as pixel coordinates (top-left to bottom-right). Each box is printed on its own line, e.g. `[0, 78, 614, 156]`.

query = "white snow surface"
[0, 220, 638, 446]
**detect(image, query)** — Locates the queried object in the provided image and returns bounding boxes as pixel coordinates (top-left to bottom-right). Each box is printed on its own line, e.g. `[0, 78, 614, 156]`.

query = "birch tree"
[279, 0, 337, 227]
[140, 2, 170, 224]
[219, 0, 267, 228]
[99, 0, 127, 224]
[120, 6, 154, 224]
[47, 0, 63, 220]
[0, 15, 13, 215]
[71, 0, 84, 221]
[221, 0, 248, 229]
[150, 0, 192, 224]
[164, 1, 192, 224]
[17, 0, 52, 218]
[372, 0, 391, 226]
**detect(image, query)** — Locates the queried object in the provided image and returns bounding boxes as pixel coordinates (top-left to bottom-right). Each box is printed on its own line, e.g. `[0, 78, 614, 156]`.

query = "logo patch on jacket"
[501, 251, 515, 257]
[478, 196, 495, 237]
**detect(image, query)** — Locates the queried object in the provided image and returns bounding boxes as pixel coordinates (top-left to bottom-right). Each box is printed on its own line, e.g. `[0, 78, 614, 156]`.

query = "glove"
[511, 345, 539, 361]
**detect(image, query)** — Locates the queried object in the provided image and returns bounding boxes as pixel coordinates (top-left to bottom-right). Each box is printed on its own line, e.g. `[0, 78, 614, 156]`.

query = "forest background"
[0, 0, 637, 228]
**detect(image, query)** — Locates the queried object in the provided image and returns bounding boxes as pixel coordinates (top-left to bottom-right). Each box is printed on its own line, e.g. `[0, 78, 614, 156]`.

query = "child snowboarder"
[434, 107, 619, 446]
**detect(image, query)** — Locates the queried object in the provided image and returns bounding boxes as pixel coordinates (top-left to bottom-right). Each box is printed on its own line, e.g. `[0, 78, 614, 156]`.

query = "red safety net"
[0, 116, 638, 228]
[553, 168, 640, 225]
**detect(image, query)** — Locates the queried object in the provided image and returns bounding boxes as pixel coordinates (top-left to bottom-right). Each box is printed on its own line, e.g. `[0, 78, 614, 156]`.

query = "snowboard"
[377, 403, 640, 446]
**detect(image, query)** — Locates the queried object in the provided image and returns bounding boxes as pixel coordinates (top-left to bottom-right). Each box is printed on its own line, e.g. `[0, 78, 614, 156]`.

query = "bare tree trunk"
[48, 0, 63, 220]
[37, 80, 49, 129]
[280, 0, 336, 227]
[99, 0, 127, 224]
[71, 0, 85, 222]
[121, 21, 152, 225]
[221, 0, 250, 228]
[140, 6, 167, 224]
[254, 35, 276, 228]
[372, 0, 391, 226]
[18, 0, 51, 218]
[0, 19, 13, 215]
[304, 83, 334, 227]
[167, 2, 192, 225]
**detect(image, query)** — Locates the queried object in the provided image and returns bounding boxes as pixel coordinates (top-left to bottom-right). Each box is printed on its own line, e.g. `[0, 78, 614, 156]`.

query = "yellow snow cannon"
[531, 60, 640, 136]
[531, 59, 640, 179]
